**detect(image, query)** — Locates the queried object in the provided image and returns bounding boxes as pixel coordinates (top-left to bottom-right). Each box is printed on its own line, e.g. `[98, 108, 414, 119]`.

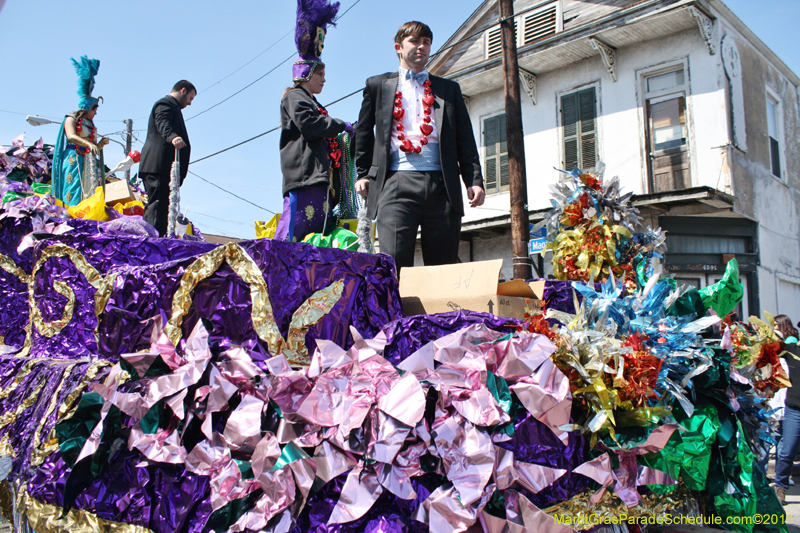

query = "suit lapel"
[382, 74, 399, 142]
[431, 75, 445, 136]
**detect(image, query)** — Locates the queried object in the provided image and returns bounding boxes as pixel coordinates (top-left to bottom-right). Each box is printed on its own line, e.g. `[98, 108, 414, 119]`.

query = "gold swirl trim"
[165, 243, 283, 354]
[0, 253, 29, 283]
[163, 242, 346, 366]
[0, 359, 37, 401]
[36, 281, 77, 336]
[56, 360, 110, 422]
[0, 434, 14, 457]
[30, 360, 111, 466]
[0, 253, 32, 356]
[0, 377, 47, 431]
[29, 363, 77, 466]
[284, 280, 344, 366]
[17, 485, 154, 533]
[28, 244, 116, 340]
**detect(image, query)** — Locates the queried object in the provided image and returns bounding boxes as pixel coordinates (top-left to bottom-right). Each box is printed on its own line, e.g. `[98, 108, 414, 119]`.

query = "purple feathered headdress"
[292, 0, 340, 82]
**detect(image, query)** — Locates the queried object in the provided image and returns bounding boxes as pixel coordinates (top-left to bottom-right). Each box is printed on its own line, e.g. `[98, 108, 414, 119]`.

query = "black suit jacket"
[140, 95, 190, 181]
[355, 72, 483, 220]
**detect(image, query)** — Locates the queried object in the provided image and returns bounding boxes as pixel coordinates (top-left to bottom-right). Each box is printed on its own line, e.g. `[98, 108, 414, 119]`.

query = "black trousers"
[142, 172, 182, 237]
[376, 170, 461, 269]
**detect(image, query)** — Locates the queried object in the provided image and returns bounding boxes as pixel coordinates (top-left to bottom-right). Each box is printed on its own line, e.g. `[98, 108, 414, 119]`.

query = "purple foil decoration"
[496, 414, 591, 508]
[379, 311, 521, 367]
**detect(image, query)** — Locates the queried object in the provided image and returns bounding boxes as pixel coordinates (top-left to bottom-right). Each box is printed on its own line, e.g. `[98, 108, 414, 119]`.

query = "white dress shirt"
[389, 67, 441, 172]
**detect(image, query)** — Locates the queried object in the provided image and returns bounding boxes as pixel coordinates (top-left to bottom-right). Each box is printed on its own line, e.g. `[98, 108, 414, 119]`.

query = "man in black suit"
[140, 80, 196, 236]
[355, 21, 484, 269]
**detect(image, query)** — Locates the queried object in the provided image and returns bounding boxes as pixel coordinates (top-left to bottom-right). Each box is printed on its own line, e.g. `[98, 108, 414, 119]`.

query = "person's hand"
[467, 185, 485, 207]
[355, 178, 369, 197]
[97, 137, 110, 149]
[172, 136, 186, 150]
[88, 142, 100, 155]
[344, 122, 354, 135]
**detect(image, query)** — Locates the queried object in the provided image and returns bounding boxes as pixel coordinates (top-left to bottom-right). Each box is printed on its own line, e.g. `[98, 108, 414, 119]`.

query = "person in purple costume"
[275, 0, 352, 242]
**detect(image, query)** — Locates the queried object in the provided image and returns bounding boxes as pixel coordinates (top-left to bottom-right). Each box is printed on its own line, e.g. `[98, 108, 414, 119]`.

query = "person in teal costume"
[51, 56, 109, 206]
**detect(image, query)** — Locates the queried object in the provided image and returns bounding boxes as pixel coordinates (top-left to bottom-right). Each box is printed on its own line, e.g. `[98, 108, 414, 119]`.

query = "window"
[486, 2, 559, 59]
[483, 114, 508, 194]
[560, 87, 597, 171]
[767, 94, 782, 179]
[643, 66, 690, 192]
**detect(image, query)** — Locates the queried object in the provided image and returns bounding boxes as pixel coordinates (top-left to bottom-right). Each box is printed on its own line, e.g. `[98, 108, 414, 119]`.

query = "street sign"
[529, 224, 547, 255]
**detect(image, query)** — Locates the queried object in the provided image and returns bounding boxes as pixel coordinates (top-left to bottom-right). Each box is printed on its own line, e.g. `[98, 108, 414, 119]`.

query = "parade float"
[0, 130, 789, 533]
[0, 128, 789, 533]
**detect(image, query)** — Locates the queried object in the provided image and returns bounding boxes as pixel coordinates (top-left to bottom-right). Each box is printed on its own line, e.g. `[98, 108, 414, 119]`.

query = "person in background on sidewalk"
[773, 314, 799, 505]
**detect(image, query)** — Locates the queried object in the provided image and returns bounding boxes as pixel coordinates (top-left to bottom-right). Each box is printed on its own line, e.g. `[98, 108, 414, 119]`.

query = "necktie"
[406, 69, 429, 85]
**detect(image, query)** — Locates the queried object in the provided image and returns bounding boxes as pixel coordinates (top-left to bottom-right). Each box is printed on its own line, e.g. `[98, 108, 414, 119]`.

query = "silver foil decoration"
[167, 148, 181, 237]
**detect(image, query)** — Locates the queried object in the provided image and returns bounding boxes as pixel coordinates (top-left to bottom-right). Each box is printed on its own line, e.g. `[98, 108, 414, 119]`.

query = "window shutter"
[561, 88, 597, 171]
[486, 20, 517, 58]
[561, 93, 579, 170]
[579, 89, 597, 169]
[486, 158, 498, 190]
[523, 4, 557, 45]
[500, 154, 510, 188]
[483, 114, 508, 193]
[484, 116, 498, 190]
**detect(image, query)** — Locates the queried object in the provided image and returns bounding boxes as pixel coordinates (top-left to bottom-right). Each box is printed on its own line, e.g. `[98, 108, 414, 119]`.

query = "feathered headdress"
[70, 56, 101, 111]
[292, 0, 340, 82]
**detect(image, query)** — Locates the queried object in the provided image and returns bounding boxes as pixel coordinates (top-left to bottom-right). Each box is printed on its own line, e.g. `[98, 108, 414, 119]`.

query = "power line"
[190, 126, 280, 165]
[188, 84, 361, 167]
[188, 170, 276, 214]
[189, 211, 252, 227]
[204, 182, 282, 190]
[200, 29, 294, 95]
[185, 0, 363, 123]
[185, 55, 295, 122]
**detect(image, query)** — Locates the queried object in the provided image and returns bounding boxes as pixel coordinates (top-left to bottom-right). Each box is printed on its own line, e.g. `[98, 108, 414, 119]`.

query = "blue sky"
[0, 0, 797, 238]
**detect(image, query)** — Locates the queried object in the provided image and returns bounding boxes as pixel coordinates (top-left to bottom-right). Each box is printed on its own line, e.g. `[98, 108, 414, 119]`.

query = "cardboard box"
[104, 180, 138, 206]
[399, 259, 542, 319]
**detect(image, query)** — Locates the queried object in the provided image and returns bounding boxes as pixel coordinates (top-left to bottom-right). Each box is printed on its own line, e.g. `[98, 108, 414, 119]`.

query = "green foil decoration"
[679, 405, 720, 491]
[698, 258, 744, 318]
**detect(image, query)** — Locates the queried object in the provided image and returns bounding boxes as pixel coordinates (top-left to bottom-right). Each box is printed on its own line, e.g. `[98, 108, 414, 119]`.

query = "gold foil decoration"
[0, 481, 13, 525]
[28, 244, 114, 338]
[284, 280, 344, 366]
[17, 485, 154, 533]
[0, 377, 47, 431]
[0, 253, 30, 283]
[0, 359, 38, 401]
[56, 360, 110, 423]
[0, 434, 15, 458]
[543, 483, 694, 530]
[0, 253, 33, 355]
[165, 243, 282, 352]
[164, 243, 344, 367]
[29, 363, 77, 466]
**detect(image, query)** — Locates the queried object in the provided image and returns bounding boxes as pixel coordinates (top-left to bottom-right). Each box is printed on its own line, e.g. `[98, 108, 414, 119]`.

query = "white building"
[425, 0, 800, 320]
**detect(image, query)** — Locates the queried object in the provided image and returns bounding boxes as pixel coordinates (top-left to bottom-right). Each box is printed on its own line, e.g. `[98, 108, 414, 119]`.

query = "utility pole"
[124, 119, 133, 182]
[499, 0, 533, 280]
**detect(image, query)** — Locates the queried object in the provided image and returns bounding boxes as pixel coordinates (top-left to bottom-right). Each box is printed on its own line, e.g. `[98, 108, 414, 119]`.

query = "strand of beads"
[394, 80, 433, 154]
[317, 107, 342, 168]
[335, 131, 361, 220]
[73, 119, 96, 156]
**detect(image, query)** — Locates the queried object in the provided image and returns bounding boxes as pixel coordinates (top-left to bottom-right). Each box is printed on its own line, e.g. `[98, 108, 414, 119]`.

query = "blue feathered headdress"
[70, 56, 101, 111]
[292, 0, 340, 82]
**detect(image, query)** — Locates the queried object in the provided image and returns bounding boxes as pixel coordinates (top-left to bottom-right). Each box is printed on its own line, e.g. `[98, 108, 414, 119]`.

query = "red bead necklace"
[73, 119, 97, 156]
[317, 107, 342, 168]
[394, 79, 434, 154]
